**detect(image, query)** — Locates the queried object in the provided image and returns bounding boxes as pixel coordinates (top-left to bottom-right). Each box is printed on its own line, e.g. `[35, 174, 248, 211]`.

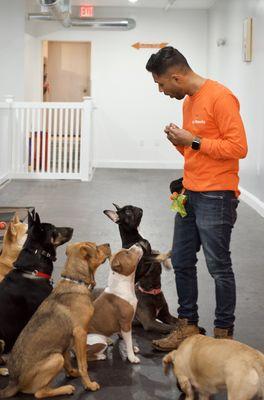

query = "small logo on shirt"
[192, 119, 206, 125]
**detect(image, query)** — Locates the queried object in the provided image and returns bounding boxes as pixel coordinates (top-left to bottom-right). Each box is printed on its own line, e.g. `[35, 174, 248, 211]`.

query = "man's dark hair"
[146, 46, 191, 76]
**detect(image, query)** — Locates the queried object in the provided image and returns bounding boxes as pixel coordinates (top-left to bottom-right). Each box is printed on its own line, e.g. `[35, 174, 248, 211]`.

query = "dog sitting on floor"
[163, 334, 264, 400]
[104, 204, 179, 333]
[0, 214, 28, 282]
[87, 244, 143, 363]
[0, 241, 111, 399]
[0, 211, 73, 354]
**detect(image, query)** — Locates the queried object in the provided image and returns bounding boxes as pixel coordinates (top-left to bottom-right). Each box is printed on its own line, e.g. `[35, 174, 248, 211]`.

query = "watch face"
[192, 139, 200, 150]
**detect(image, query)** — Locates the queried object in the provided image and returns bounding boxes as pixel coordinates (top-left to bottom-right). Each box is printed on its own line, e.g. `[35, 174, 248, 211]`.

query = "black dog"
[0, 211, 73, 354]
[104, 204, 179, 334]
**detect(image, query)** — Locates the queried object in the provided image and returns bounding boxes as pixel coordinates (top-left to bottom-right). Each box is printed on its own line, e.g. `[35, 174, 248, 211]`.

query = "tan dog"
[0, 214, 28, 282]
[163, 334, 264, 400]
[0, 241, 111, 399]
[87, 244, 143, 363]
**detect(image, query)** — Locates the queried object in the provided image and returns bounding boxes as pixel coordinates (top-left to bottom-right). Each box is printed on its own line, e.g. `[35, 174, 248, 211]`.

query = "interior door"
[45, 41, 91, 102]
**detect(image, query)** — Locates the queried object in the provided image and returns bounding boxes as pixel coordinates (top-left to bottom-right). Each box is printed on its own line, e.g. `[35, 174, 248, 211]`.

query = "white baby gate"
[0, 97, 94, 182]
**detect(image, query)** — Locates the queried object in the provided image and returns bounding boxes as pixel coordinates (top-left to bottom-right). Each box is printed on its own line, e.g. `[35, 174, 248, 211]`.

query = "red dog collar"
[34, 271, 52, 279]
[138, 285, 162, 296]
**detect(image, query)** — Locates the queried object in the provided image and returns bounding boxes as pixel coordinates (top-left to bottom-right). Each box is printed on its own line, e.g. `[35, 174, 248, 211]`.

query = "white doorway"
[42, 41, 91, 102]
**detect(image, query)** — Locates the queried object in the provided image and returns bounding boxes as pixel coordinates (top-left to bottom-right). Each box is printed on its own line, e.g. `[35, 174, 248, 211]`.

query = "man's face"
[153, 70, 186, 100]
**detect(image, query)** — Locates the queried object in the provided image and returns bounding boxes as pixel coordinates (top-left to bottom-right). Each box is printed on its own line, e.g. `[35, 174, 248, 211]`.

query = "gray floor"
[0, 168, 263, 400]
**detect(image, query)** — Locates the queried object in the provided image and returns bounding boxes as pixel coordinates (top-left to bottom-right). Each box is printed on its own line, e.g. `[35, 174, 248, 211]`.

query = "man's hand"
[164, 123, 194, 147]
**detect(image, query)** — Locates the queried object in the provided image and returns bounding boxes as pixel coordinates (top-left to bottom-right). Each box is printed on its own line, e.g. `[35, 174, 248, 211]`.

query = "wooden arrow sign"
[132, 42, 168, 50]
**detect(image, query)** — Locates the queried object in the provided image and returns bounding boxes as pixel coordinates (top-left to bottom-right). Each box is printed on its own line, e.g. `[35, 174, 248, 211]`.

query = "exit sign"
[79, 5, 94, 18]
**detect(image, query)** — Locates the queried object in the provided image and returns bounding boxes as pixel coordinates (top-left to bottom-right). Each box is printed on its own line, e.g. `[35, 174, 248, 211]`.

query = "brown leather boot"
[214, 327, 233, 339]
[152, 319, 201, 351]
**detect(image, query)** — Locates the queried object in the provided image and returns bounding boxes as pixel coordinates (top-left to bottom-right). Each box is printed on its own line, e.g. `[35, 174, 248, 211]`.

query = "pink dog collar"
[138, 285, 162, 296]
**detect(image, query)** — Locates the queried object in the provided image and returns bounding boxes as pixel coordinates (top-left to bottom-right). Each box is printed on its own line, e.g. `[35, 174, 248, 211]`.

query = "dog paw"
[65, 385, 75, 395]
[128, 355, 140, 364]
[133, 345, 140, 353]
[0, 368, 9, 376]
[86, 381, 100, 391]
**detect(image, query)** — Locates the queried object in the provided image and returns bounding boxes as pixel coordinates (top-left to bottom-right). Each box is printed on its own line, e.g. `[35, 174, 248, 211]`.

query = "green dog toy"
[170, 192, 188, 217]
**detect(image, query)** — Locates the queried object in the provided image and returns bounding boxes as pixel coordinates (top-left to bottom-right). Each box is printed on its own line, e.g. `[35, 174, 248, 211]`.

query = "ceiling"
[70, 0, 217, 9]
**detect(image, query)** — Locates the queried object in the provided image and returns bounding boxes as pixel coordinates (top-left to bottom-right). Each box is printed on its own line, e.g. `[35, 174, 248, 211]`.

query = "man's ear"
[103, 210, 119, 223]
[171, 72, 184, 84]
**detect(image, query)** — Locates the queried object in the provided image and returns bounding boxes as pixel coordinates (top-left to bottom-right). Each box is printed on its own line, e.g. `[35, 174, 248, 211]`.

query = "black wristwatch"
[191, 136, 201, 150]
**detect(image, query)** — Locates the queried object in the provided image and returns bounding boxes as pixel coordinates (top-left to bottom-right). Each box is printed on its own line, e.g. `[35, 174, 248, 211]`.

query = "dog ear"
[111, 257, 122, 274]
[5, 222, 16, 240]
[35, 213, 41, 226]
[65, 243, 74, 256]
[112, 203, 121, 211]
[103, 210, 119, 223]
[80, 243, 97, 259]
[27, 211, 35, 228]
[12, 213, 20, 224]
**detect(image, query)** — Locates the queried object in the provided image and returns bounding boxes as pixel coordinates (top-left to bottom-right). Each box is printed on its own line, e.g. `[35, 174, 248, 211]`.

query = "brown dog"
[0, 241, 111, 399]
[87, 244, 143, 363]
[163, 334, 264, 400]
[0, 214, 27, 282]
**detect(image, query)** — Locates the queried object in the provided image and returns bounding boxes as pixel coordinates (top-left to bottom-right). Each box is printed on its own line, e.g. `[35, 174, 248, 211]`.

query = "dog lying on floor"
[104, 204, 179, 333]
[87, 244, 143, 363]
[0, 241, 111, 399]
[0, 211, 73, 354]
[163, 334, 264, 400]
[0, 214, 28, 282]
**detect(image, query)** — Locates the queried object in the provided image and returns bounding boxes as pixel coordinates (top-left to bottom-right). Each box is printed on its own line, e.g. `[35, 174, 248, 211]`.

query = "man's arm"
[200, 94, 248, 160]
[175, 145, 185, 156]
[164, 124, 185, 155]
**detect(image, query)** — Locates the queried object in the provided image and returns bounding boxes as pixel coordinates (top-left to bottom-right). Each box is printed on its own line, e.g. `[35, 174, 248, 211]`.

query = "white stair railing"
[0, 97, 94, 182]
[0, 101, 12, 185]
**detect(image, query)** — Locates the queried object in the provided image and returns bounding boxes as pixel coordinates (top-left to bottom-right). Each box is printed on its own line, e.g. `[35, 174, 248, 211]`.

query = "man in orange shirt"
[146, 46, 247, 351]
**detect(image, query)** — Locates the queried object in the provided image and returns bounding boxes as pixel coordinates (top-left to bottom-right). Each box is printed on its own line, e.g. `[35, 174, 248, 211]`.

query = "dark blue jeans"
[171, 190, 239, 329]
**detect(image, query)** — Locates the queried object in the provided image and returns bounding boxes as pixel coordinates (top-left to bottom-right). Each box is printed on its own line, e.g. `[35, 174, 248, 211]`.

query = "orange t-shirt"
[177, 79, 248, 196]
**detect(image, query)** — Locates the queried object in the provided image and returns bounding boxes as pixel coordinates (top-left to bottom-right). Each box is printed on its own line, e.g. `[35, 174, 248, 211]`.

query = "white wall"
[25, 7, 208, 169]
[208, 0, 264, 209]
[0, 0, 26, 101]
[24, 34, 42, 101]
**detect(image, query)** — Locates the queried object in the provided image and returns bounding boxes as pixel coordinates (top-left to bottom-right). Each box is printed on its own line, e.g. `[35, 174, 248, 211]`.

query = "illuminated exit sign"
[79, 5, 94, 17]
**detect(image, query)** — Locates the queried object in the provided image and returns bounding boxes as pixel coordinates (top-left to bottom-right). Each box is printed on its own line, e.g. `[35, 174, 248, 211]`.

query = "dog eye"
[125, 210, 132, 215]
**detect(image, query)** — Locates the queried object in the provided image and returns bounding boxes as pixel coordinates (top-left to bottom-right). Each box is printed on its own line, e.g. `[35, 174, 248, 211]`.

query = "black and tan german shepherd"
[0, 211, 73, 354]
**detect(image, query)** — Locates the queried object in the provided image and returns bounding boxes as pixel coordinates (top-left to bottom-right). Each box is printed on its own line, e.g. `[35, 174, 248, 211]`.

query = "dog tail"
[0, 380, 19, 398]
[162, 253, 172, 270]
[147, 250, 172, 269]
[162, 350, 176, 375]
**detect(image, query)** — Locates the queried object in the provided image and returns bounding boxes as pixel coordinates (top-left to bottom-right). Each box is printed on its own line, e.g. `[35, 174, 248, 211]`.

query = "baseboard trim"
[94, 160, 184, 169]
[239, 186, 264, 218]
